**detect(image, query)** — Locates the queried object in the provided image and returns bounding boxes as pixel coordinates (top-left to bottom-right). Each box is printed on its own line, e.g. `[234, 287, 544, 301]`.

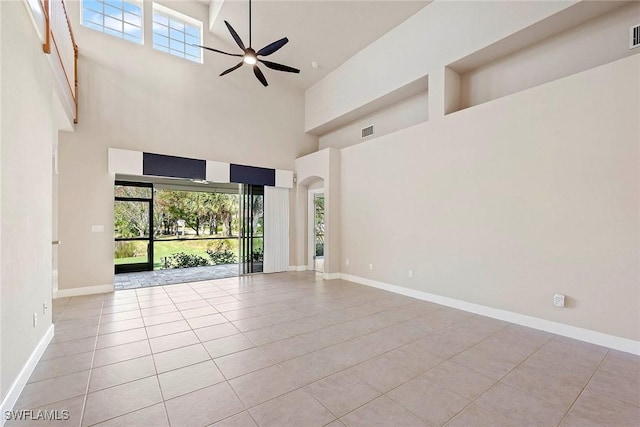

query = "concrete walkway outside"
[114, 264, 239, 290]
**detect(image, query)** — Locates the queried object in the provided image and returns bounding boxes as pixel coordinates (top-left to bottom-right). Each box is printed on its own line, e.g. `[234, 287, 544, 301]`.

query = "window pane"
[154, 13, 168, 26]
[185, 34, 199, 46]
[104, 4, 123, 20]
[114, 240, 148, 265]
[115, 184, 152, 198]
[124, 12, 141, 27]
[153, 22, 168, 37]
[153, 34, 169, 48]
[105, 16, 123, 32]
[114, 201, 150, 238]
[170, 39, 185, 52]
[82, 0, 142, 44]
[169, 19, 184, 31]
[169, 28, 184, 42]
[185, 44, 200, 57]
[185, 25, 199, 38]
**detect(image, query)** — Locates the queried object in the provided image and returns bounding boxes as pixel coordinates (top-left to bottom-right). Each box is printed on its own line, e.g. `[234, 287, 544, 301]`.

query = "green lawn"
[115, 238, 239, 269]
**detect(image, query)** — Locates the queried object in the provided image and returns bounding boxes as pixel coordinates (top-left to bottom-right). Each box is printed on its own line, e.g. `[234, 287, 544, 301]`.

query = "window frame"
[80, 0, 144, 44]
[152, 3, 203, 64]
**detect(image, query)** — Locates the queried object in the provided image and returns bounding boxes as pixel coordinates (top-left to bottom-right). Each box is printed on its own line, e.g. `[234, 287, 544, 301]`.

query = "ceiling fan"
[194, 0, 300, 87]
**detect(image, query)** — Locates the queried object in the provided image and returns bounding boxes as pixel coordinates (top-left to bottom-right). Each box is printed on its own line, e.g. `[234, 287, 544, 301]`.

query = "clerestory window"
[152, 3, 203, 64]
[81, 0, 143, 44]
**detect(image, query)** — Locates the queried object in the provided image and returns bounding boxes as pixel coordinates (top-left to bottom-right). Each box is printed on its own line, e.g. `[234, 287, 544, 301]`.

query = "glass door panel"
[239, 184, 264, 274]
[114, 181, 154, 273]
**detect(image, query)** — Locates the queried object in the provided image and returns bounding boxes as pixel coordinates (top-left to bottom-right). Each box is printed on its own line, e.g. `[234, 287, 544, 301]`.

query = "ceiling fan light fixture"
[243, 50, 257, 65]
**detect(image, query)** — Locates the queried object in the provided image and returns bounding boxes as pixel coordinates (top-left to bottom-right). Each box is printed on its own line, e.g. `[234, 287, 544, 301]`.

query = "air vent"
[361, 125, 374, 138]
[631, 24, 640, 49]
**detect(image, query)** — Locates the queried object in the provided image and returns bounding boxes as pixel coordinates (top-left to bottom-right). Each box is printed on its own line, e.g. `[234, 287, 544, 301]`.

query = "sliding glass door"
[114, 181, 154, 273]
[239, 184, 264, 274]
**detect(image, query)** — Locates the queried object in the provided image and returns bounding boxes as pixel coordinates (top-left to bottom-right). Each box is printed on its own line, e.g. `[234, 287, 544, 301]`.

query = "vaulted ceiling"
[197, 0, 430, 89]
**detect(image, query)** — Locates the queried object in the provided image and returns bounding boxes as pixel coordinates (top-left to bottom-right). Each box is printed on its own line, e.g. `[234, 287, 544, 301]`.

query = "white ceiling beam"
[208, 0, 225, 32]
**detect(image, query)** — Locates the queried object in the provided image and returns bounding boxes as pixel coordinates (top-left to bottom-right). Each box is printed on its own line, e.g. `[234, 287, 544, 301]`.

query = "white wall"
[318, 90, 428, 150]
[1, 0, 54, 401]
[58, 0, 317, 291]
[459, 2, 640, 109]
[340, 56, 640, 341]
[305, 0, 578, 131]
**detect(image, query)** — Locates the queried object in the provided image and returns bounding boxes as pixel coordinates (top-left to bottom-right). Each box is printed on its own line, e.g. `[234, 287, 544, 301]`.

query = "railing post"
[42, 0, 50, 53]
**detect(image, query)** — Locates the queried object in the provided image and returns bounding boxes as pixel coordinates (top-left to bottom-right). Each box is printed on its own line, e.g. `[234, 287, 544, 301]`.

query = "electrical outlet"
[408, 270, 413, 278]
[43, 302, 48, 314]
[369, 264, 373, 270]
[33, 312, 38, 327]
[345, 258, 350, 266]
[553, 294, 565, 308]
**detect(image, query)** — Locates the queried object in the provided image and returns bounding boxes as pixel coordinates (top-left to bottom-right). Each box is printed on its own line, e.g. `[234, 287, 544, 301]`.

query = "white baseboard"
[323, 272, 341, 280]
[288, 265, 307, 272]
[341, 273, 640, 355]
[0, 324, 55, 426]
[54, 284, 114, 299]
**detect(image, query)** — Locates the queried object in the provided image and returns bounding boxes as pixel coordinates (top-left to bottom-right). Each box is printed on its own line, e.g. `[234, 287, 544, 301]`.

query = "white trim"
[0, 324, 55, 425]
[54, 284, 114, 299]
[323, 272, 341, 280]
[288, 265, 307, 272]
[341, 273, 640, 355]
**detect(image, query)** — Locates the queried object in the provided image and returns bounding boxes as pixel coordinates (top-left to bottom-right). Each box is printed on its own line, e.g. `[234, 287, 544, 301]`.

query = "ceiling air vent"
[631, 24, 640, 49]
[361, 125, 374, 138]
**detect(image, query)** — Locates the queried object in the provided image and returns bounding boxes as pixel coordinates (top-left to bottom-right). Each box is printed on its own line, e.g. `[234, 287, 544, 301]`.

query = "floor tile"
[41, 337, 96, 361]
[98, 318, 145, 335]
[243, 325, 292, 346]
[92, 403, 169, 427]
[501, 364, 584, 407]
[145, 319, 191, 338]
[202, 334, 255, 358]
[214, 347, 275, 379]
[28, 351, 93, 383]
[15, 371, 90, 409]
[89, 355, 156, 392]
[259, 336, 316, 362]
[93, 340, 151, 367]
[584, 369, 640, 406]
[474, 383, 567, 426]
[446, 403, 517, 427]
[153, 343, 211, 373]
[193, 323, 240, 342]
[340, 395, 428, 427]
[346, 354, 418, 393]
[388, 373, 470, 425]
[82, 377, 163, 426]
[164, 382, 244, 427]
[210, 411, 258, 427]
[229, 365, 300, 408]
[149, 330, 199, 353]
[186, 313, 227, 329]
[303, 371, 381, 418]
[95, 328, 147, 349]
[249, 389, 334, 427]
[423, 360, 496, 400]
[562, 387, 640, 426]
[142, 311, 184, 327]
[158, 360, 225, 399]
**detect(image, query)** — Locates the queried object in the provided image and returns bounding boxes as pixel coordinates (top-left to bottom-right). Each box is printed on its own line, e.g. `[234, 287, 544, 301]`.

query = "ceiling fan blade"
[220, 62, 244, 76]
[253, 65, 268, 87]
[224, 20, 246, 51]
[256, 37, 289, 57]
[194, 44, 242, 57]
[259, 59, 300, 74]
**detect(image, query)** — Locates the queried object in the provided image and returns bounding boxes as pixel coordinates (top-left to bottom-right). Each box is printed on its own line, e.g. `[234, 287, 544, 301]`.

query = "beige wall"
[318, 90, 428, 150]
[460, 2, 640, 109]
[305, 0, 577, 131]
[1, 0, 54, 399]
[58, 0, 317, 291]
[340, 56, 640, 341]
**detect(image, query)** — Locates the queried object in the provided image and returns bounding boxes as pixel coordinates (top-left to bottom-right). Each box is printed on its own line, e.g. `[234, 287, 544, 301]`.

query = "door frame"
[114, 181, 154, 273]
[308, 188, 324, 271]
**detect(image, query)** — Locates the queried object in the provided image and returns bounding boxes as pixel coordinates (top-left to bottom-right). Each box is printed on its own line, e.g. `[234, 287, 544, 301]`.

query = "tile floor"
[8, 272, 640, 426]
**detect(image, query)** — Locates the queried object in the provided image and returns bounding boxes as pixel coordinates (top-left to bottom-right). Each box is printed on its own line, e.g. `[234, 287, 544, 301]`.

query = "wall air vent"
[631, 24, 640, 49]
[361, 125, 374, 138]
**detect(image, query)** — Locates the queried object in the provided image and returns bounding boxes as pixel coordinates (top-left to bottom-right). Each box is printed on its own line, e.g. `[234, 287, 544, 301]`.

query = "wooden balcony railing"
[25, 0, 78, 123]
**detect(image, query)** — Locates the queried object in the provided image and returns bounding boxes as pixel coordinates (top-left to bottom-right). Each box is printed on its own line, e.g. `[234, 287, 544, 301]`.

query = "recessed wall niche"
[445, 1, 640, 114]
